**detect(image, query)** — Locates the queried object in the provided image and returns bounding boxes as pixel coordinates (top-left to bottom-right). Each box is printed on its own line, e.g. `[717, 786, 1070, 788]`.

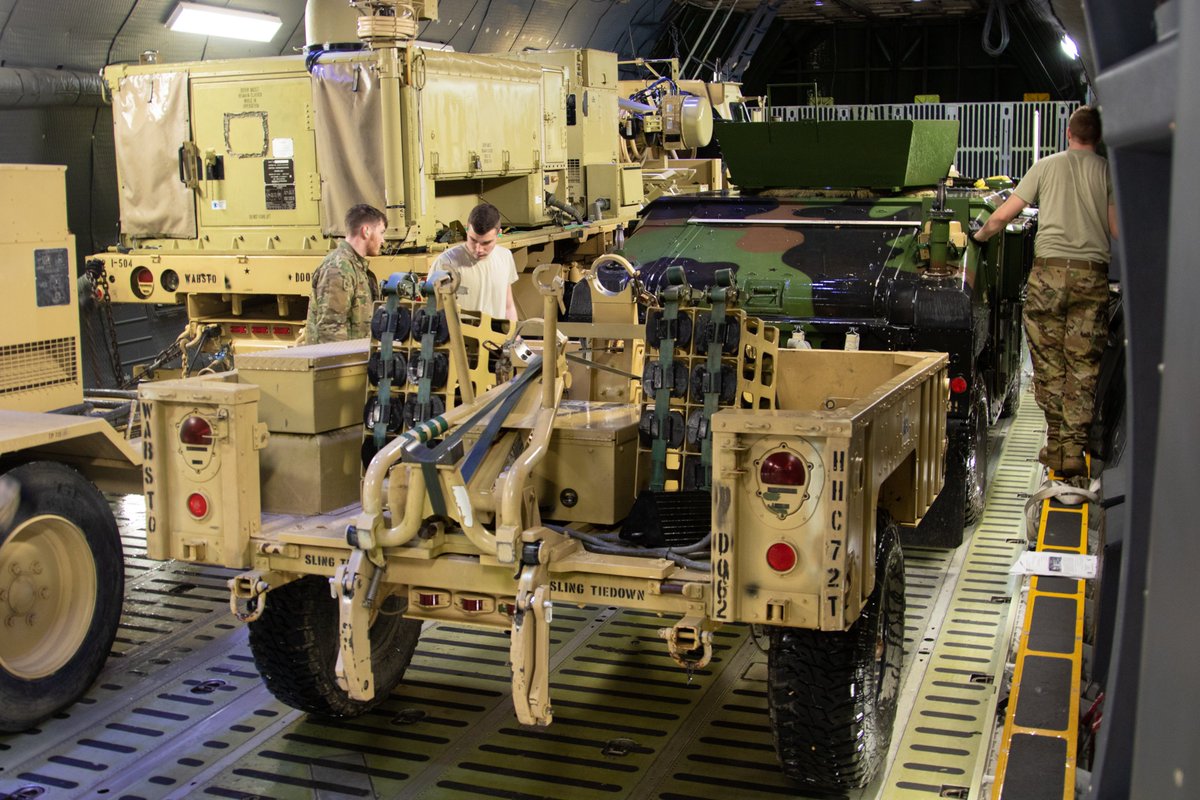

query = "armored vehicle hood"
[622, 194, 971, 328]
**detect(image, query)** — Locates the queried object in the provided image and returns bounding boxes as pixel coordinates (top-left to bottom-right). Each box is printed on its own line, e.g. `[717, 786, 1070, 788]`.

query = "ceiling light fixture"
[1060, 35, 1079, 59]
[166, 2, 283, 43]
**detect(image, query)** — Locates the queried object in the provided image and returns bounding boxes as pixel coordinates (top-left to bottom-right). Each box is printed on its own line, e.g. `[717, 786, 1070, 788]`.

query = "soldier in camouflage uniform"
[973, 106, 1116, 479]
[304, 204, 386, 344]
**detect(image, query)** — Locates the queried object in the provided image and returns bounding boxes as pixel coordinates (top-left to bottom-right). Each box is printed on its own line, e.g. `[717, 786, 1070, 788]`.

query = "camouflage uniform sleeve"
[310, 259, 355, 342]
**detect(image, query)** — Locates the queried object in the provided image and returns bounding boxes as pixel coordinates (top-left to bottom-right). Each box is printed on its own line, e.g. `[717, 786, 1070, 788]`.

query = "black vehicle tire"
[963, 380, 990, 526]
[999, 364, 1023, 419]
[768, 513, 905, 792]
[0, 462, 124, 733]
[247, 575, 422, 717]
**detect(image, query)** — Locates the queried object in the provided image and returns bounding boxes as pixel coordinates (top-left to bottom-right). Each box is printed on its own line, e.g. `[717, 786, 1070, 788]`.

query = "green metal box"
[714, 119, 960, 190]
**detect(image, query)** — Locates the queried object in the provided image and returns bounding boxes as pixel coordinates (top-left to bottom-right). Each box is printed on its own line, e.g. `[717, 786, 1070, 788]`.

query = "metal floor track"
[883, 391, 1044, 798]
[0, 400, 1043, 800]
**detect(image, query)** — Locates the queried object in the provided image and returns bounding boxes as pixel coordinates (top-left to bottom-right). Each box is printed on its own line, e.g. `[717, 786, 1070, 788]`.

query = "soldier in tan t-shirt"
[430, 203, 519, 324]
[973, 106, 1117, 486]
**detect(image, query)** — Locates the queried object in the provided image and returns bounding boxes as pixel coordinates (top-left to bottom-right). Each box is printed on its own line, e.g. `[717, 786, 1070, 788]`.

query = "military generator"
[89, 0, 657, 360]
[0, 164, 141, 733]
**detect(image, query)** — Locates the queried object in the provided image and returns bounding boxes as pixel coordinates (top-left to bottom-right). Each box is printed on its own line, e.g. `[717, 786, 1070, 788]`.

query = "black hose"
[100, 401, 133, 425]
[50, 402, 93, 416]
[544, 523, 712, 571]
[86, 388, 139, 400]
[982, 0, 1011, 57]
[545, 193, 584, 224]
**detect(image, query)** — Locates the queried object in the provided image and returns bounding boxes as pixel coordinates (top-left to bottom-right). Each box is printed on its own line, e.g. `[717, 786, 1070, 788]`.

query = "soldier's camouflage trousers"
[1023, 262, 1109, 457]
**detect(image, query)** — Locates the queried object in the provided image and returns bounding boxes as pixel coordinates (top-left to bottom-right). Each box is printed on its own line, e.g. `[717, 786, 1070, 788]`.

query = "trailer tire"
[248, 575, 421, 717]
[768, 514, 905, 791]
[0, 462, 124, 733]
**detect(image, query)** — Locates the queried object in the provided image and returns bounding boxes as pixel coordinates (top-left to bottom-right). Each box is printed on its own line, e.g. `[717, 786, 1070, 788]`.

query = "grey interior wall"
[416, 0, 674, 57]
[0, 106, 118, 256]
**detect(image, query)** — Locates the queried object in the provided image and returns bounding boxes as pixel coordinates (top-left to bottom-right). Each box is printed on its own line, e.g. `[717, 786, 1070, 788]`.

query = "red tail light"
[949, 375, 969, 394]
[766, 542, 798, 573]
[179, 415, 213, 445]
[186, 492, 209, 519]
[251, 325, 269, 335]
[229, 324, 247, 334]
[760, 452, 806, 486]
[273, 326, 291, 336]
[131, 267, 154, 298]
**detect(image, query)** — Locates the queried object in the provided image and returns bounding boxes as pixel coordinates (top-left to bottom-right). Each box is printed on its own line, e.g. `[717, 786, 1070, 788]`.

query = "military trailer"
[124, 253, 949, 791]
[615, 118, 1035, 545]
[0, 164, 141, 732]
[87, 0, 714, 363]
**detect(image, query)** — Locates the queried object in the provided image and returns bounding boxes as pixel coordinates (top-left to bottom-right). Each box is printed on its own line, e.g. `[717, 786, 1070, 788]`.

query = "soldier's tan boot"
[1060, 444, 1088, 478]
[1038, 424, 1063, 471]
[1039, 444, 1064, 471]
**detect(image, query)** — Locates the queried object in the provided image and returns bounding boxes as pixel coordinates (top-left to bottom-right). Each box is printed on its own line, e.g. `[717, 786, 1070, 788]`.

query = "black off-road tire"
[768, 514, 905, 792]
[998, 313, 1026, 419]
[247, 575, 422, 717]
[999, 371, 1022, 419]
[0, 462, 124, 733]
[963, 381, 990, 526]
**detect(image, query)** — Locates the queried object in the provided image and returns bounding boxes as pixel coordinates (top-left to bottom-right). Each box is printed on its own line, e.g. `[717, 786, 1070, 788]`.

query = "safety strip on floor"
[991, 460, 1091, 800]
[882, 390, 1045, 798]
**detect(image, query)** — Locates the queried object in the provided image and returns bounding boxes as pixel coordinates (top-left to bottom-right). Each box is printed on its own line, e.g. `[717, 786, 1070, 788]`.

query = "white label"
[272, 137, 294, 159]
[210, 200, 227, 210]
[1010, 552, 1097, 580]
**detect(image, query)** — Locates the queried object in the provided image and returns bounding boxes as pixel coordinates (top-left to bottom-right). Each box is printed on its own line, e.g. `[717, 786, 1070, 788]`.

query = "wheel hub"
[0, 515, 98, 679]
[6, 573, 38, 615]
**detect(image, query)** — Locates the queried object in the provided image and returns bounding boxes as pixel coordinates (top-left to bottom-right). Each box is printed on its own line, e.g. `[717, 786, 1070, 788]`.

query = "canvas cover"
[311, 61, 385, 236]
[113, 71, 196, 238]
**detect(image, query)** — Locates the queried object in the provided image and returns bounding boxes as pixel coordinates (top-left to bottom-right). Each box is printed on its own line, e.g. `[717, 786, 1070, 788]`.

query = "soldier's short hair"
[1068, 106, 1102, 146]
[345, 204, 387, 235]
[467, 203, 501, 235]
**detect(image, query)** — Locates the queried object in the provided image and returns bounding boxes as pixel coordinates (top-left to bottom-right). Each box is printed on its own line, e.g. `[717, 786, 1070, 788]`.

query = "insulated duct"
[0, 67, 107, 109]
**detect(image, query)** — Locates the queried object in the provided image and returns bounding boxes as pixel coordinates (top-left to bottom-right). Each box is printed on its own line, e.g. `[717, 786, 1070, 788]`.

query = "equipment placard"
[264, 158, 295, 185]
[34, 248, 70, 307]
[265, 184, 297, 210]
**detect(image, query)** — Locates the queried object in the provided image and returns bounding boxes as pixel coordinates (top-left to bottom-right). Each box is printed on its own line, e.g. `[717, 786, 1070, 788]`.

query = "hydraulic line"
[545, 523, 712, 571]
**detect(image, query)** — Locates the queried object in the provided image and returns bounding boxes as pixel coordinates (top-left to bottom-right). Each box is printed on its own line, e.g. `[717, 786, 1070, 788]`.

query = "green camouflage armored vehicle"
[604, 119, 1035, 545]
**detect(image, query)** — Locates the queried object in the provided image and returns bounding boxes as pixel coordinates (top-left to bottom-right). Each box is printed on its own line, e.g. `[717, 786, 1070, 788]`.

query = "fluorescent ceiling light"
[1060, 35, 1079, 60]
[167, 2, 283, 43]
